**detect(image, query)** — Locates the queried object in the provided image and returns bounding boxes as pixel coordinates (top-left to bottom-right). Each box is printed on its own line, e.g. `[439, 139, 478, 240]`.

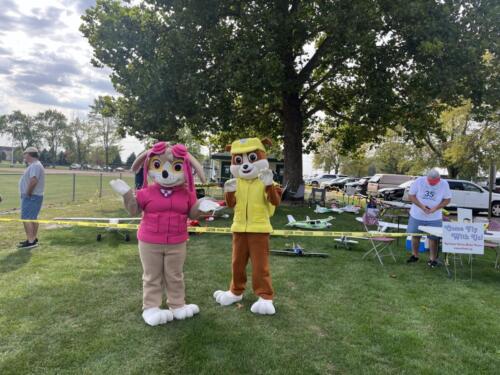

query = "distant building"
[210, 152, 284, 185]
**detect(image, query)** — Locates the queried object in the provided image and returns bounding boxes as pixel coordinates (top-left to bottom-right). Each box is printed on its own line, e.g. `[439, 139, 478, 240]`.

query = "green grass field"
[0, 198, 499, 374]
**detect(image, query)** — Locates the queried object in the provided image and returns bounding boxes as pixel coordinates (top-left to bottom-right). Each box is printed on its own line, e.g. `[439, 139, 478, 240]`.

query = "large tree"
[36, 109, 68, 167]
[63, 118, 96, 164]
[0, 111, 41, 151]
[81, 0, 497, 191]
[89, 96, 121, 168]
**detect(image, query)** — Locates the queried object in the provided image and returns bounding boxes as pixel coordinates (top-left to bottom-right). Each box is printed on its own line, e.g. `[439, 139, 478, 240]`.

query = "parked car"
[115, 167, 125, 172]
[403, 179, 500, 217]
[310, 174, 346, 187]
[320, 177, 343, 189]
[351, 176, 372, 196]
[378, 179, 415, 201]
[321, 177, 359, 191]
[93, 165, 103, 171]
[69, 163, 81, 170]
[478, 177, 500, 193]
[367, 174, 414, 195]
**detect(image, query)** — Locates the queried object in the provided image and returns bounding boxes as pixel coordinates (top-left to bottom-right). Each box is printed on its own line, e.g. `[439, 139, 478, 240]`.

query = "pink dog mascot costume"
[110, 142, 206, 326]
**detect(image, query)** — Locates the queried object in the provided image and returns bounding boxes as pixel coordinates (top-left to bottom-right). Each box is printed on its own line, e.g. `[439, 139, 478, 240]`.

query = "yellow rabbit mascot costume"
[214, 138, 282, 315]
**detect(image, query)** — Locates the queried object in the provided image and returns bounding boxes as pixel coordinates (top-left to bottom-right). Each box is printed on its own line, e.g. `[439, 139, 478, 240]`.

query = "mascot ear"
[225, 144, 232, 152]
[188, 153, 207, 184]
[261, 138, 273, 148]
[131, 150, 148, 173]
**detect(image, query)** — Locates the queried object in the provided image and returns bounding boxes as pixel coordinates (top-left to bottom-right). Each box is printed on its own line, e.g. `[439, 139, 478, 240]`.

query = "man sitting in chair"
[407, 169, 451, 268]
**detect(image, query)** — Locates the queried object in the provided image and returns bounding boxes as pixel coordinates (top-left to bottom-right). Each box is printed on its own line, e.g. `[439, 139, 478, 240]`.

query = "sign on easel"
[442, 222, 484, 255]
[457, 208, 473, 223]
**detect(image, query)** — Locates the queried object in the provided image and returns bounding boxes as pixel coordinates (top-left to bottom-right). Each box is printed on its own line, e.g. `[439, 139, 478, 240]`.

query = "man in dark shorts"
[18, 147, 45, 249]
[407, 169, 451, 267]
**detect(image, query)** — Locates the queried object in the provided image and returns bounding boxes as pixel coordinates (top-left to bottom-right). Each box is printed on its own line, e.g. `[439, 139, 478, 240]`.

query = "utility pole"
[488, 162, 496, 220]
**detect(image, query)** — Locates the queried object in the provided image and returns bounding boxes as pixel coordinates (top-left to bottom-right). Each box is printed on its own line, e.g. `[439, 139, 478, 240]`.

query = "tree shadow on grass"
[0, 248, 32, 274]
[43, 227, 137, 251]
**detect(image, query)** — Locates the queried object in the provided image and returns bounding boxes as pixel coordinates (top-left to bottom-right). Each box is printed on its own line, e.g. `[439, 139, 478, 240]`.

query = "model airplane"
[198, 198, 230, 221]
[53, 217, 141, 242]
[380, 200, 411, 210]
[333, 236, 360, 249]
[314, 204, 360, 214]
[271, 242, 329, 257]
[286, 215, 334, 230]
[54, 216, 202, 242]
[355, 216, 408, 232]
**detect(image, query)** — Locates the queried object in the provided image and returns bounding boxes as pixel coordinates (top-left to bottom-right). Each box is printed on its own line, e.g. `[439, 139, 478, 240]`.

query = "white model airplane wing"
[381, 200, 412, 209]
[314, 205, 325, 213]
[377, 221, 407, 230]
[287, 215, 296, 223]
[198, 199, 223, 213]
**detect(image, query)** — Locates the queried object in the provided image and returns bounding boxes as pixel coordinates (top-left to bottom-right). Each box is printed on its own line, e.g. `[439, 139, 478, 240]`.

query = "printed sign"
[442, 222, 484, 255]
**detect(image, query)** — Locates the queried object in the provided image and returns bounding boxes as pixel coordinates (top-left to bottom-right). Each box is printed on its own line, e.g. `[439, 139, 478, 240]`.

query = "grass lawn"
[0, 198, 499, 374]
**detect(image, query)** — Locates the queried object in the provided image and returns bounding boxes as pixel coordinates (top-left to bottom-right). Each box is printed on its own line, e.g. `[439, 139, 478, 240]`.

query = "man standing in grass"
[407, 169, 451, 267]
[18, 147, 45, 249]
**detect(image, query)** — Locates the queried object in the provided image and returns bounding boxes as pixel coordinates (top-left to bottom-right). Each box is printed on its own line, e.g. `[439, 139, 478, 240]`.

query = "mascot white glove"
[258, 169, 274, 186]
[110, 179, 132, 196]
[224, 178, 237, 193]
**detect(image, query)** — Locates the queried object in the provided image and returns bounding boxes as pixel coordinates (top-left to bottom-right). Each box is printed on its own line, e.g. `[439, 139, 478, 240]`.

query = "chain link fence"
[0, 173, 135, 211]
[0, 172, 225, 212]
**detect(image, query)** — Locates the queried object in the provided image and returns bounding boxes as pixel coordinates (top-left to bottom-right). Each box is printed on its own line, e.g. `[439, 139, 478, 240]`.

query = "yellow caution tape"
[0, 217, 421, 238]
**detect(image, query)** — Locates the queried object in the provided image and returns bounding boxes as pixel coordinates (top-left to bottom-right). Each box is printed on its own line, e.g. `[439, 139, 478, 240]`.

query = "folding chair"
[360, 212, 397, 265]
[484, 220, 500, 269]
[285, 183, 305, 205]
[308, 187, 326, 208]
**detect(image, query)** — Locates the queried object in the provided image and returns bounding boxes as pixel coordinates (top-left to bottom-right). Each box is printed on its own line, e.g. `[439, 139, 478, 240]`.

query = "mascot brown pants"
[230, 232, 273, 300]
[138, 240, 187, 310]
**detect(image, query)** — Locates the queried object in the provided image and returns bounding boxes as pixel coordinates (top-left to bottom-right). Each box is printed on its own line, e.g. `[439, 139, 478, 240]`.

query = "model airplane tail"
[287, 215, 296, 223]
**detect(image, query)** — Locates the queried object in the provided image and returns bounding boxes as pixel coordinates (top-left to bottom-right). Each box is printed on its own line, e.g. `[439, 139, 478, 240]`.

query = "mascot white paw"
[250, 297, 275, 315]
[170, 304, 200, 320]
[142, 307, 174, 326]
[213, 290, 243, 306]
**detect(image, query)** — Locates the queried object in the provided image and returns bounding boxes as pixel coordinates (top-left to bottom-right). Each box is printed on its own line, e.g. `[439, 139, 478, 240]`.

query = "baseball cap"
[23, 146, 39, 154]
[426, 169, 441, 186]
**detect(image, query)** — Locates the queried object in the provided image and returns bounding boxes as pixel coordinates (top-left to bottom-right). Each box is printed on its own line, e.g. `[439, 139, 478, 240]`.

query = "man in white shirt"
[407, 169, 451, 267]
[18, 147, 45, 249]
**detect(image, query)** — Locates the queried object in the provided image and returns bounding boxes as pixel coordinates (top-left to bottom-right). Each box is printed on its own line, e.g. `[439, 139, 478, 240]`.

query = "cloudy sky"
[0, 0, 318, 173]
[0, 0, 143, 157]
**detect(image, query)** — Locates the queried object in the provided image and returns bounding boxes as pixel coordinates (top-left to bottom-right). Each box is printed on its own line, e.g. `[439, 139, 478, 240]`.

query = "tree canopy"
[81, 0, 498, 189]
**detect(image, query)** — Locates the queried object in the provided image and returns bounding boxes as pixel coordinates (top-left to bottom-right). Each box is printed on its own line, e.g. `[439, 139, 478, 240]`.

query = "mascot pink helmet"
[141, 141, 204, 192]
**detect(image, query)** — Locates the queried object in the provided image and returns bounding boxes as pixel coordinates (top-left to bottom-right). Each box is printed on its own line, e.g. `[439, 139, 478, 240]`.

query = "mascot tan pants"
[230, 233, 274, 300]
[138, 240, 186, 309]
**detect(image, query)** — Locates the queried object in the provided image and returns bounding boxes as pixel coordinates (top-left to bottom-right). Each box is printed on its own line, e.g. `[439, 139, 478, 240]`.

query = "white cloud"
[0, 0, 113, 117]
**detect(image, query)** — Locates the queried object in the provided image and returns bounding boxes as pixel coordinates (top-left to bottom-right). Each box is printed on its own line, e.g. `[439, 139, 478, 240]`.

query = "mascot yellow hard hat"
[229, 138, 267, 154]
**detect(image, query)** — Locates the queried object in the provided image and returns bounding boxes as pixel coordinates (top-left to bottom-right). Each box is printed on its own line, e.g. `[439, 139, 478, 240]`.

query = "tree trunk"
[282, 92, 303, 198]
[447, 166, 459, 179]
